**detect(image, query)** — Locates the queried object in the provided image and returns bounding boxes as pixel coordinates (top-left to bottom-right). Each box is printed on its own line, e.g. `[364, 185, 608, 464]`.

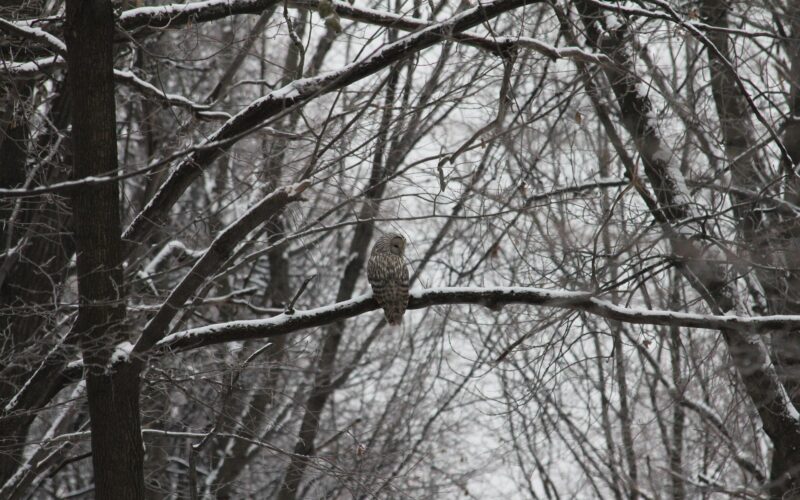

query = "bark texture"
[65, 1, 144, 498]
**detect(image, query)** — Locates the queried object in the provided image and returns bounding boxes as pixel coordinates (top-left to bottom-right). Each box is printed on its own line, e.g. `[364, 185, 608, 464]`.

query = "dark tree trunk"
[65, 1, 144, 498]
[769, 443, 800, 499]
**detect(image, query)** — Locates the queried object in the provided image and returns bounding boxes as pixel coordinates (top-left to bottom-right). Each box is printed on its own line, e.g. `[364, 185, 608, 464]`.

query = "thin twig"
[285, 274, 316, 315]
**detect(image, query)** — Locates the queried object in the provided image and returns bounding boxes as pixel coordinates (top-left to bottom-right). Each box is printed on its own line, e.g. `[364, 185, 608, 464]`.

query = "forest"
[2, 0, 800, 498]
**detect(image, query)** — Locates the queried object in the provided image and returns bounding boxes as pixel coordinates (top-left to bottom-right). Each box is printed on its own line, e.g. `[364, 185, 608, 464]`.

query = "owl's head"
[374, 233, 406, 256]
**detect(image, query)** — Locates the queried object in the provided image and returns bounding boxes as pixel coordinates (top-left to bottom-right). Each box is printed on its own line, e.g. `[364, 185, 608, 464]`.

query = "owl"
[367, 233, 409, 325]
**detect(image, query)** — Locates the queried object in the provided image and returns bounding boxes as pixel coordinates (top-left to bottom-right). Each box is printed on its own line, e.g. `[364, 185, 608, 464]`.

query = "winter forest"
[5, 0, 800, 498]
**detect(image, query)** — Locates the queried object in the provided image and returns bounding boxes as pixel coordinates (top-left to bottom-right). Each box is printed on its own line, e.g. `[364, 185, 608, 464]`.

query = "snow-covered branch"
[0, 17, 66, 54]
[156, 286, 800, 352]
[118, 0, 280, 32]
[2, 62, 230, 121]
[113, 70, 231, 119]
[0, 17, 65, 76]
[0, 55, 64, 76]
[132, 181, 311, 356]
[2, 1, 276, 78]
[136, 240, 206, 294]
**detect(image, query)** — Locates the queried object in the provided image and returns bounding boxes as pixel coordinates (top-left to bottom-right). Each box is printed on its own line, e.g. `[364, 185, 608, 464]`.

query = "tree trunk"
[65, 1, 144, 498]
[769, 442, 800, 498]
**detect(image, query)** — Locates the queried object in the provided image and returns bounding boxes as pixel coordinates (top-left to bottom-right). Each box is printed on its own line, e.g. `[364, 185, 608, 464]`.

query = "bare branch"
[121, 0, 538, 247]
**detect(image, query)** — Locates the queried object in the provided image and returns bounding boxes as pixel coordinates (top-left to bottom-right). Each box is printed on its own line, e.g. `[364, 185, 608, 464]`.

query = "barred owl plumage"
[367, 233, 409, 325]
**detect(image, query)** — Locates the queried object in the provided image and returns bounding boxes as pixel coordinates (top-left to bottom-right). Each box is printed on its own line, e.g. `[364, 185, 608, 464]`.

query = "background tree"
[3, 0, 800, 498]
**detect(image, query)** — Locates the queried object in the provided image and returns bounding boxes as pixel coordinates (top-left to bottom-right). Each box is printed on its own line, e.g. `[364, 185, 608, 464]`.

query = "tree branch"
[132, 180, 311, 356]
[118, 0, 281, 32]
[121, 0, 537, 247]
[156, 286, 800, 352]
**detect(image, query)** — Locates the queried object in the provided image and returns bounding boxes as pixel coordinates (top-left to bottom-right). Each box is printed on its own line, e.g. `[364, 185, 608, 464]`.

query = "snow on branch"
[137, 239, 206, 294]
[132, 181, 311, 356]
[1, 56, 232, 115]
[0, 17, 66, 54]
[0, 127, 300, 199]
[118, 0, 280, 31]
[156, 286, 800, 352]
[0, 17, 65, 76]
[0, 55, 64, 76]
[113, 70, 231, 119]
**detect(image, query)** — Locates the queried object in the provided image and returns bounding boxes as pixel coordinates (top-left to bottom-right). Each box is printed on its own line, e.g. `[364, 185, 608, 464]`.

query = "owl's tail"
[384, 308, 403, 326]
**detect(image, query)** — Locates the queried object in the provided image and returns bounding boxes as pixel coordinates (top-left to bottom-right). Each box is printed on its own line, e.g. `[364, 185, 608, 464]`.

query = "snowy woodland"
[4, 0, 800, 498]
